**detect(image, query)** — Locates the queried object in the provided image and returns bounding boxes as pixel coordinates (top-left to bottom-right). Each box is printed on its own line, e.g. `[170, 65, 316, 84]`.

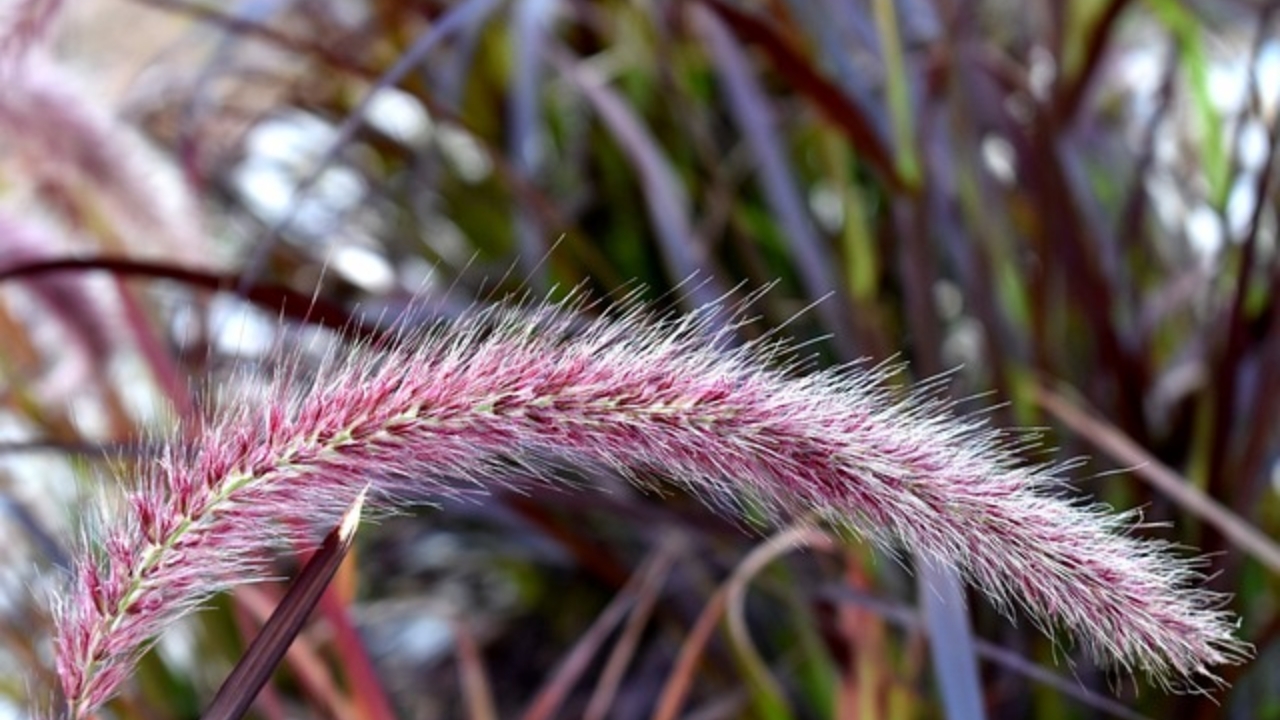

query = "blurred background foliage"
[1, 0, 1279, 718]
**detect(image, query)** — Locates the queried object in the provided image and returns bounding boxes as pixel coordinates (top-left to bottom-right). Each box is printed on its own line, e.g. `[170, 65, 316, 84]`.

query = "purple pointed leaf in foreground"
[201, 489, 365, 720]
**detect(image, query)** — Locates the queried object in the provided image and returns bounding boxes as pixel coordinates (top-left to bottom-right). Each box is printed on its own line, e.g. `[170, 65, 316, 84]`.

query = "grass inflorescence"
[51, 298, 1249, 718]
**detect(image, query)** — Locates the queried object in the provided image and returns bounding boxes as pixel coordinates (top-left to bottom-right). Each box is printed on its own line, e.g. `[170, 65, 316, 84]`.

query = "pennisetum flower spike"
[49, 297, 1249, 718]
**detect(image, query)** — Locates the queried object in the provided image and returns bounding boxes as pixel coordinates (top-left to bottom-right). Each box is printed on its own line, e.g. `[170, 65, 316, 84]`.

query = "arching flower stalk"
[51, 299, 1248, 718]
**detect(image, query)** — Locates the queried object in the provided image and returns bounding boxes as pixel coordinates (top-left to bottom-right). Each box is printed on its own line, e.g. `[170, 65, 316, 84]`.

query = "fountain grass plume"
[51, 295, 1249, 717]
[0, 0, 61, 71]
[0, 58, 208, 266]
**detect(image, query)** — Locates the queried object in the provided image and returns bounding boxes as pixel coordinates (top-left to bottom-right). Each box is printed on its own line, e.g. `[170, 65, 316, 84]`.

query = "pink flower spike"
[51, 299, 1250, 718]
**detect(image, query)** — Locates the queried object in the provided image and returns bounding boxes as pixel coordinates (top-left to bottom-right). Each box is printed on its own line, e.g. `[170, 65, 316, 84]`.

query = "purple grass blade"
[508, 0, 556, 287]
[0, 256, 377, 341]
[691, 5, 859, 359]
[919, 557, 987, 720]
[701, 0, 902, 192]
[201, 490, 365, 720]
[552, 48, 733, 314]
[824, 585, 1155, 720]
